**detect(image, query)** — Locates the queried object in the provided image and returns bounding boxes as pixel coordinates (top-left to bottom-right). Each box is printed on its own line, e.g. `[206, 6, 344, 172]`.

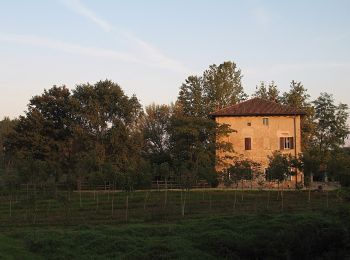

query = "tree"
[281, 81, 315, 151]
[311, 93, 349, 179]
[203, 61, 247, 113]
[327, 149, 350, 186]
[0, 117, 17, 169]
[169, 115, 233, 188]
[226, 158, 260, 203]
[142, 103, 172, 170]
[5, 86, 76, 186]
[253, 81, 280, 102]
[227, 158, 260, 189]
[73, 80, 144, 180]
[266, 152, 293, 184]
[4, 80, 145, 190]
[177, 76, 205, 118]
[266, 151, 295, 205]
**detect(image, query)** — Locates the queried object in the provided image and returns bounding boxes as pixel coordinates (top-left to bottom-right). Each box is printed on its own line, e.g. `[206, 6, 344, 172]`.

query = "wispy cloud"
[60, 0, 186, 72]
[61, 0, 112, 32]
[0, 32, 147, 65]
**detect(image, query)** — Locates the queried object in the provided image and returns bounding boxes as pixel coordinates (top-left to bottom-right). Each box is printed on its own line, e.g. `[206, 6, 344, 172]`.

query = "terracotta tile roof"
[210, 98, 306, 117]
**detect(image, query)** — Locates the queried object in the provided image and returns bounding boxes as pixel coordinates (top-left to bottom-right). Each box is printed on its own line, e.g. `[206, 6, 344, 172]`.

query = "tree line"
[0, 61, 349, 192]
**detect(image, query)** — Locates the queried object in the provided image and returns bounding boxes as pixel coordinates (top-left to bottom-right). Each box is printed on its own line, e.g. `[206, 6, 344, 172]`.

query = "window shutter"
[280, 137, 284, 150]
[290, 137, 294, 149]
[245, 138, 251, 150]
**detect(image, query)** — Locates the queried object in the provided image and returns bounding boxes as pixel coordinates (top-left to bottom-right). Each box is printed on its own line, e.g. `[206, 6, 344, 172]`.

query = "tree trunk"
[96, 193, 99, 211]
[9, 195, 12, 217]
[209, 193, 212, 211]
[267, 189, 270, 209]
[281, 181, 284, 211]
[144, 192, 148, 211]
[241, 180, 244, 201]
[181, 189, 186, 217]
[79, 188, 82, 208]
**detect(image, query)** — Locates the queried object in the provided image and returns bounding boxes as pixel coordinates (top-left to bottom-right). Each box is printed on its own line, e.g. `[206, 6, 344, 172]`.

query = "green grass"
[0, 234, 42, 260]
[1, 211, 350, 259]
[0, 189, 346, 226]
[0, 189, 349, 259]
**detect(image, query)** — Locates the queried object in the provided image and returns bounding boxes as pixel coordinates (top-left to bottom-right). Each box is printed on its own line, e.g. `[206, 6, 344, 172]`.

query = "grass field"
[0, 188, 349, 259]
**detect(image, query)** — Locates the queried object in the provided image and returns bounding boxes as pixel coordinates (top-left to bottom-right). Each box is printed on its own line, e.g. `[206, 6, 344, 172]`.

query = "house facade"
[211, 98, 306, 184]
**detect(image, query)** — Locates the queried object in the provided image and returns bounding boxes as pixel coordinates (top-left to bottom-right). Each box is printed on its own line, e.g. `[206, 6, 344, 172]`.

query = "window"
[263, 118, 269, 126]
[245, 138, 252, 150]
[247, 122, 251, 126]
[280, 137, 294, 150]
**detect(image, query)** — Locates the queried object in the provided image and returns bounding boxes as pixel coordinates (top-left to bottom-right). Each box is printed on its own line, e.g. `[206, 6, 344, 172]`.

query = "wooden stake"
[233, 189, 237, 209]
[125, 194, 129, 222]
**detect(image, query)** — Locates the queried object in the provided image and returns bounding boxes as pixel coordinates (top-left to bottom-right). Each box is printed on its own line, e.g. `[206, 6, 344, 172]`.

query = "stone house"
[211, 98, 306, 185]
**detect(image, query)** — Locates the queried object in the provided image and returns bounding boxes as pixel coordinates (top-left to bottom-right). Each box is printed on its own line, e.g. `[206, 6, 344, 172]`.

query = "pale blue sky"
[1, 0, 350, 119]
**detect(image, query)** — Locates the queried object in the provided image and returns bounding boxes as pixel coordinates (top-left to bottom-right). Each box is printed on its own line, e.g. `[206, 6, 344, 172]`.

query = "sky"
[1, 0, 350, 120]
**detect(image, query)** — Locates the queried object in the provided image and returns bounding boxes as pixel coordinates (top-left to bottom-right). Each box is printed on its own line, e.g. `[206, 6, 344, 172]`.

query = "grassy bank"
[0, 189, 349, 259]
[1, 211, 350, 259]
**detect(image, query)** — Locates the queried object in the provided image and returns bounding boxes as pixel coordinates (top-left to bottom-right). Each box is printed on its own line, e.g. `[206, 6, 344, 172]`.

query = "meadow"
[0, 188, 349, 259]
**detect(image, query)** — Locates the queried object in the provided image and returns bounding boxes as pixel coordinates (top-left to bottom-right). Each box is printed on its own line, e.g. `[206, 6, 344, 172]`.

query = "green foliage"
[142, 103, 172, 179]
[312, 93, 349, 155]
[327, 149, 350, 186]
[226, 158, 260, 185]
[281, 81, 315, 151]
[203, 61, 247, 112]
[3, 80, 144, 188]
[177, 76, 205, 117]
[169, 114, 233, 188]
[177, 61, 246, 117]
[252, 81, 280, 102]
[266, 152, 294, 183]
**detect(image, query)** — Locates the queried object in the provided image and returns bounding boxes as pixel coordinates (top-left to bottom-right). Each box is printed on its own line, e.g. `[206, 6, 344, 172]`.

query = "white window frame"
[263, 117, 269, 126]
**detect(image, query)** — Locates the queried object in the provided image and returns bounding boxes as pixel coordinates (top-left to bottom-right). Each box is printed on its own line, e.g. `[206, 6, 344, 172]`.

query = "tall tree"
[5, 86, 76, 184]
[142, 103, 172, 178]
[73, 80, 143, 174]
[281, 81, 315, 151]
[253, 81, 280, 102]
[311, 93, 349, 162]
[203, 61, 247, 113]
[0, 117, 17, 168]
[169, 114, 233, 188]
[177, 76, 205, 117]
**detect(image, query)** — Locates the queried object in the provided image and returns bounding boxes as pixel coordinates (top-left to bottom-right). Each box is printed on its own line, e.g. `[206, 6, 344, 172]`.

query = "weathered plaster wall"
[216, 115, 302, 181]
